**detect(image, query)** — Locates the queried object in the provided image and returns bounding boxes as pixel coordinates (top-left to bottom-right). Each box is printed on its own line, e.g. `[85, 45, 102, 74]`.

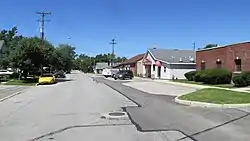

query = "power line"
[36, 12, 51, 41]
[110, 39, 117, 67]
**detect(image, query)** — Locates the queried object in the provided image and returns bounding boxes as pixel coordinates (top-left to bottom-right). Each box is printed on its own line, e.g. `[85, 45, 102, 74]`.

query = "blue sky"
[1, 0, 250, 58]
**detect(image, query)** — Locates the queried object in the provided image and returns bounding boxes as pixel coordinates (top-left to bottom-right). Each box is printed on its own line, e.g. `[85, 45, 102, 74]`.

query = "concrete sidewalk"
[134, 77, 250, 93]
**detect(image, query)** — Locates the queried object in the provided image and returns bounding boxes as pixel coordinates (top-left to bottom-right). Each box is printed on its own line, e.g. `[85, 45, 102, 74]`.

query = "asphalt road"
[0, 71, 195, 141]
[0, 85, 29, 100]
[94, 77, 250, 141]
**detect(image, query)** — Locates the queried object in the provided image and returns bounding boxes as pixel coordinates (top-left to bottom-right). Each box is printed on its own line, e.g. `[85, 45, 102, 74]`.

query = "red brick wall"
[196, 42, 250, 72]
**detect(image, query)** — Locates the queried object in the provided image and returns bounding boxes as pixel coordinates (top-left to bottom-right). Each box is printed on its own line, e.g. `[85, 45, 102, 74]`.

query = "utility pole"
[192, 42, 196, 51]
[36, 12, 51, 41]
[110, 39, 117, 67]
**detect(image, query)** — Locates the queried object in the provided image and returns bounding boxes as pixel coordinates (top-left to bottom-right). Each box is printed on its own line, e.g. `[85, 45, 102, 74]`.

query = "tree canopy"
[204, 44, 218, 48]
[0, 27, 127, 75]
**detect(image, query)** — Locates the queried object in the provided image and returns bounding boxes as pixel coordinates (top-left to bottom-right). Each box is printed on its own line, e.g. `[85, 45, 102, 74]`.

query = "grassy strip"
[172, 79, 234, 88]
[2, 79, 37, 86]
[179, 88, 250, 104]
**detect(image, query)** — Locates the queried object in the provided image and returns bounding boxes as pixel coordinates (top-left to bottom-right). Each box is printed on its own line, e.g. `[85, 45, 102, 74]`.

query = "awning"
[155, 61, 162, 67]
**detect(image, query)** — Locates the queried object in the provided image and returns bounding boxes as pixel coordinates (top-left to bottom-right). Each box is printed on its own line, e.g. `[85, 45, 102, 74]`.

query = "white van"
[102, 68, 119, 78]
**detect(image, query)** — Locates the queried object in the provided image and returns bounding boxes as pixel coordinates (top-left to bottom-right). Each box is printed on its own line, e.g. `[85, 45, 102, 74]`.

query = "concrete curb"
[174, 96, 250, 108]
[0, 88, 29, 102]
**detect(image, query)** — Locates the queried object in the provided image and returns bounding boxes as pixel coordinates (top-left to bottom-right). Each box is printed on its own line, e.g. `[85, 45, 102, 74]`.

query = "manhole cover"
[101, 111, 128, 120]
[108, 112, 125, 116]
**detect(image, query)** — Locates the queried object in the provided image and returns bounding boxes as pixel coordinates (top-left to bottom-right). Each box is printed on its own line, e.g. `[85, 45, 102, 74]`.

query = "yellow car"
[38, 74, 56, 84]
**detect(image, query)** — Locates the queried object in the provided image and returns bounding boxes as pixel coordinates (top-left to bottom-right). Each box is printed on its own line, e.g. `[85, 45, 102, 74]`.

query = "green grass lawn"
[2, 79, 38, 86]
[172, 79, 235, 88]
[179, 88, 250, 104]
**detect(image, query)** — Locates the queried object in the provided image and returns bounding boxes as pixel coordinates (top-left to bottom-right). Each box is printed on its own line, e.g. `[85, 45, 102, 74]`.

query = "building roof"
[95, 62, 109, 69]
[0, 40, 4, 51]
[197, 41, 250, 52]
[121, 53, 145, 65]
[148, 48, 196, 64]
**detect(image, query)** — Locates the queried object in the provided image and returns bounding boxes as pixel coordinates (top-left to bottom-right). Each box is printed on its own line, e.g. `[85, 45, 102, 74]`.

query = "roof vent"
[179, 58, 183, 62]
[189, 57, 194, 62]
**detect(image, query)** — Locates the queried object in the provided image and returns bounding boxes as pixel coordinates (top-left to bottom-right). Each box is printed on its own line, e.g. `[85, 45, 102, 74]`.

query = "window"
[216, 60, 222, 68]
[235, 59, 242, 72]
[164, 67, 166, 72]
[153, 64, 155, 71]
[201, 62, 205, 70]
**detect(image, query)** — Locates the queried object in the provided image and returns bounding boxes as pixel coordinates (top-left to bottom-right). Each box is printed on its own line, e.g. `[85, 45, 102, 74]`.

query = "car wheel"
[114, 78, 117, 80]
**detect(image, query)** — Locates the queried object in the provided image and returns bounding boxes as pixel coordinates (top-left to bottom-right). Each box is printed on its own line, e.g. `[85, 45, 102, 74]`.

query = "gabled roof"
[121, 53, 145, 65]
[148, 48, 196, 64]
[0, 40, 4, 51]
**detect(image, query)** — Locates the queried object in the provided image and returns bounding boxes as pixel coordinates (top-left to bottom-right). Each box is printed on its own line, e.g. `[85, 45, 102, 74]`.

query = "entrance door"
[146, 65, 151, 78]
[157, 66, 161, 78]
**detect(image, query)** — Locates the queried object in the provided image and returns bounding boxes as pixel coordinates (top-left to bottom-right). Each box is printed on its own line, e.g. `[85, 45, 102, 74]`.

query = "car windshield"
[41, 74, 53, 77]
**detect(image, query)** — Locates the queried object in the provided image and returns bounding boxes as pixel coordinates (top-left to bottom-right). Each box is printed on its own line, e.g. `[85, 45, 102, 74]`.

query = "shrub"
[202, 69, 232, 84]
[194, 70, 208, 82]
[194, 69, 232, 84]
[233, 74, 248, 87]
[241, 71, 250, 85]
[184, 71, 197, 81]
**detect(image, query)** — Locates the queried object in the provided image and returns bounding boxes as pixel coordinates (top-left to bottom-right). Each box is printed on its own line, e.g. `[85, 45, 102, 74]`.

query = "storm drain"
[101, 111, 128, 120]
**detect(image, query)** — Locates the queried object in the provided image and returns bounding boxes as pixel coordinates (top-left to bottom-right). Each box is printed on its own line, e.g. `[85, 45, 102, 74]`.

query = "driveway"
[0, 72, 192, 141]
[94, 77, 250, 141]
[123, 81, 197, 96]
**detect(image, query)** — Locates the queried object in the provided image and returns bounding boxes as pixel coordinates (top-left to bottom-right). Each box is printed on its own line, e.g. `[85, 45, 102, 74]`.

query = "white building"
[142, 48, 196, 79]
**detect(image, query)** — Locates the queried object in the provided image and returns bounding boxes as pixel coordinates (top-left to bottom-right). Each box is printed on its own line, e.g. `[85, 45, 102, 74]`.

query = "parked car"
[102, 68, 119, 78]
[0, 70, 13, 76]
[54, 70, 66, 78]
[113, 70, 134, 80]
[38, 73, 56, 84]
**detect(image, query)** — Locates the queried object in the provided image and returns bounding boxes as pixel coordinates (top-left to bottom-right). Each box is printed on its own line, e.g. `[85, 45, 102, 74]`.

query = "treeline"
[73, 53, 127, 73]
[0, 27, 127, 76]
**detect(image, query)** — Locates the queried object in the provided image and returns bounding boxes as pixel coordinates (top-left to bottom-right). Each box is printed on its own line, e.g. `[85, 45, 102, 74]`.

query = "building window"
[216, 59, 222, 68]
[201, 61, 205, 70]
[164, 67, 166, 72]
[153, 64, 155, 71]
[235, 59, 242, 72]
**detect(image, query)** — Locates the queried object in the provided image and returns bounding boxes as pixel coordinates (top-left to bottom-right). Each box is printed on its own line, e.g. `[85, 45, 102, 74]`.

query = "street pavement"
[0, 72, 194, 141]
[94, 77, 250, 141]
[0, 85, 30, 100]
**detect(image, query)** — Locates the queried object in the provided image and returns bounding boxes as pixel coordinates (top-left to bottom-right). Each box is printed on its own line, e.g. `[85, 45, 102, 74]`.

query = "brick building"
[114, 53, 145, 75]
[196, 42, 250, 73]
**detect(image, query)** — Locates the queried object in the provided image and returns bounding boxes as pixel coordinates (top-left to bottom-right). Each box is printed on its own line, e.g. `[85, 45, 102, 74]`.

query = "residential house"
[94, 62, 109, 74]
[114, 53, 145, 76]
[142, 48, 196, 79]
[196, 41, 250, 74]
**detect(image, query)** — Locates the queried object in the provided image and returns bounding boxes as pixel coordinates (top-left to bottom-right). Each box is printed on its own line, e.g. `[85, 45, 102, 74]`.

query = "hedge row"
[232, 71, 250, 87]
[184, 69, 232, 84]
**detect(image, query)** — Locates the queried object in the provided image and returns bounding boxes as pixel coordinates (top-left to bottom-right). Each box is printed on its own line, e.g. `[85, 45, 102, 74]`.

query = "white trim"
[197, 41, 250, 52]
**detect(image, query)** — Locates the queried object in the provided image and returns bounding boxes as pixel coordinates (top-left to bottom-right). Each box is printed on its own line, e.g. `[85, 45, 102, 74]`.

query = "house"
[0, 40, 5, 58]
[196, 41, 250, 74]
[94, 62, 109, 74]
[114, 53, 145, 76]
[142, 48, 196, 79]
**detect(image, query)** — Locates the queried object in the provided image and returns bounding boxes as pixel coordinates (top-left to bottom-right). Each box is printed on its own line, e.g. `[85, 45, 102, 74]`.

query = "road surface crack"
[29, 123, 132, 141]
